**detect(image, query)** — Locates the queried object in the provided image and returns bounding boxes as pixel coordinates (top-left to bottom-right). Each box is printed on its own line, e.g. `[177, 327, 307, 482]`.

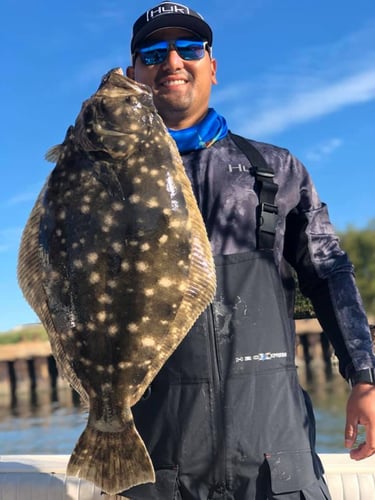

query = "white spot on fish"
[108, 325, 118, 336]
[99, 293, 112, 305]
[159, 234, 168, 244]
[136, 261, 149, 272]
[112, 202, 123, 211]
[158, 277, 173, 288]
[112, 242, 123, 253]
[104, 214, 114, 226]
[118, 361, 133, 369]
[121, 261, 130, 271]
[90, 272, 101, 284]
[140, 243, 150, 252]
[87, 252, 98, 264]
[146, 197, 159, 208]
[129, 194, 141, 204]
[97, 311, 107, 322]
[142, 337, 155, 347]
[169, 219, 181, 228]
[128, 323, 139, 333]
[80, 205, 90, 214]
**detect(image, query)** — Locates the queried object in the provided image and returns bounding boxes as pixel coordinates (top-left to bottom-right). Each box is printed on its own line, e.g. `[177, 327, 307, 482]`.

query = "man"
[122, 2, 375, 498]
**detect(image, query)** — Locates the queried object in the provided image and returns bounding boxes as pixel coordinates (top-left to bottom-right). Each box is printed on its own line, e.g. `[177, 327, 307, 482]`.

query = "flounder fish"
[17, 68, 216, 495]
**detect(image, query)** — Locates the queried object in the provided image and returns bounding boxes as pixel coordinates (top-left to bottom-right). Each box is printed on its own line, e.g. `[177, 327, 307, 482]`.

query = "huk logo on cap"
[146, 2, 190, 22]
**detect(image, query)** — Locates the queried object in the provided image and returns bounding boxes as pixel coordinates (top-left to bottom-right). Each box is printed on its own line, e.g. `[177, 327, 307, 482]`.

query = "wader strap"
[229, 132, 279, 250]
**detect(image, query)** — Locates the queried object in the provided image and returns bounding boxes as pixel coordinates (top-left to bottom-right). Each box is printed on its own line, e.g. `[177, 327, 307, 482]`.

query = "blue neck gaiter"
[168, 108, 228, 153]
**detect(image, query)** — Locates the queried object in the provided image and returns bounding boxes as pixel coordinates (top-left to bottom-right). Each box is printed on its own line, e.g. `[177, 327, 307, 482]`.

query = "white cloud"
[216, 22, 375, 138]
[240, 70, 375, 137]
[6, 191, 38, 206]
[4, 181, 45, 207]
[211, 82, 251, 106]
[305, 138, 343, 162]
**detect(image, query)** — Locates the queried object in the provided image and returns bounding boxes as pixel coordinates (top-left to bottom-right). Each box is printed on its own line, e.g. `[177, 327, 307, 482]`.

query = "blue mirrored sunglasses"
[135, 39, 210, 66]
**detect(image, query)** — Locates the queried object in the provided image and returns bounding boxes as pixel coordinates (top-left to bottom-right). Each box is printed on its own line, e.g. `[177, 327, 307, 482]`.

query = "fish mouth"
[98, 68, 154, 100]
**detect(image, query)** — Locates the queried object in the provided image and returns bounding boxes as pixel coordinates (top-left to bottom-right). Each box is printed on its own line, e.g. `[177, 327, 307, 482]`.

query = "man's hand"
[345, 383, 375, 459]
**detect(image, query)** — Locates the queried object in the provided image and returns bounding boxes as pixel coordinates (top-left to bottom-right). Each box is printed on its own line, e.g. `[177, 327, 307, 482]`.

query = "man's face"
[127, 28, 217, 129]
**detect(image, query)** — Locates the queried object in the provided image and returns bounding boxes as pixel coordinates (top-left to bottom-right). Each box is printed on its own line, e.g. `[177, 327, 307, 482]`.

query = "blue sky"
[1, 0, 375, 332]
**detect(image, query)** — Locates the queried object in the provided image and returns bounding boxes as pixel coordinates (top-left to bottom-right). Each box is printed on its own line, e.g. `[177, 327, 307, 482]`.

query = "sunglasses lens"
[139, 41, 168, 65]
[175, 40, 206, 60]
[138, 40, 206, 65]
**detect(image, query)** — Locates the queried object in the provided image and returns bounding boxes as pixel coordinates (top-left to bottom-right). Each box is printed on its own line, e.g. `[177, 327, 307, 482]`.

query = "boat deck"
[0, 454, 374, 499]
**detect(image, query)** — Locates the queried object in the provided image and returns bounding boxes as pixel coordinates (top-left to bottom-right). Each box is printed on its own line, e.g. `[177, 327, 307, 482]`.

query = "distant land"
[0, 323, 47, 344]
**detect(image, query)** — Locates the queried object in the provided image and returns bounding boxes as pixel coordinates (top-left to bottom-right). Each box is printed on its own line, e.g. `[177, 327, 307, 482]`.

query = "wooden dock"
[0, 319, 373, 402]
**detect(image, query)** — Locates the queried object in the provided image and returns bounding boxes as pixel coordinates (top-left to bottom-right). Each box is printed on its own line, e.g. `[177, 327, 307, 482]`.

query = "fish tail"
[67, 417, 155, 495]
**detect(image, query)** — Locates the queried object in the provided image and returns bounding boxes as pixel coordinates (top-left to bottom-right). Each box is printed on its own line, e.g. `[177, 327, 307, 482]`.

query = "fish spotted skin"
[17, 68, 216, 495]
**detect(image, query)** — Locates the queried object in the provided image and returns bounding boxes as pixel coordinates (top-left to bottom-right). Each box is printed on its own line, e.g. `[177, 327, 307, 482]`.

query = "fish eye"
[124, 95, 138, 105]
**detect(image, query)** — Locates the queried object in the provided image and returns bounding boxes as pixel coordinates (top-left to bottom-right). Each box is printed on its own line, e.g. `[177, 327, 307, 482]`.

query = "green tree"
[293, 219, 375, 319]
[338, 219, 375, 317]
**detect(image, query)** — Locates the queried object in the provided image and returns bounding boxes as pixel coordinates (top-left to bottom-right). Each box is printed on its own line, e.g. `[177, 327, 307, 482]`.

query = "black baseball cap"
[131, 1, 213, 53]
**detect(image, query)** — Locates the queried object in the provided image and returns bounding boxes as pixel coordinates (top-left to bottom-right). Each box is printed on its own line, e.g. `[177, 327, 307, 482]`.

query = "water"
[0, 364, 362, 455]
[0, 388, 87, 454]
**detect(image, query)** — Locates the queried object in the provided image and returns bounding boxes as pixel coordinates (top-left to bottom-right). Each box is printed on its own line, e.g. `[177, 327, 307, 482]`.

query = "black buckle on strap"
[259, 202, 278, 235]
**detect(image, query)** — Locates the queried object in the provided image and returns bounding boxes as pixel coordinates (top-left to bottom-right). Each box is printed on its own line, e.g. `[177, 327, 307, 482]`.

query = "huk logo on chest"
[227, 163, 249, 173]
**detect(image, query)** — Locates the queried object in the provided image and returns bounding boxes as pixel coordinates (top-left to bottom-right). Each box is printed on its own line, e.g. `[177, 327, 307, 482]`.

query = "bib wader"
[121, 136, 331, 499]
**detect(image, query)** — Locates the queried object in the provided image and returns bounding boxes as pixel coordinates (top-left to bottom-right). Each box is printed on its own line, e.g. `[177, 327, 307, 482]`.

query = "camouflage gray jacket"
[181, 133, 375, 380]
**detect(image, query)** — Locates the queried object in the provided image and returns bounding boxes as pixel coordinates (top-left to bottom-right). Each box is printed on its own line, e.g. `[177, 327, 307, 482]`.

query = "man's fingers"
[345, 420, 357, 448]
[349, 441, 367, 460]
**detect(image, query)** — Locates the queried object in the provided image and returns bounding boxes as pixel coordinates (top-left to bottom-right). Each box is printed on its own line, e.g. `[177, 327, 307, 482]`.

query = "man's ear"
[126, 66, 135, 80]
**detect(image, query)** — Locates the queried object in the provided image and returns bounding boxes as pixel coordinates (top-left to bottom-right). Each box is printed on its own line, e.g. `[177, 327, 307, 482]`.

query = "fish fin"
[67, 415, 155, 495]
[45, 126, 75, 163]
[45, 144, 64, 163]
